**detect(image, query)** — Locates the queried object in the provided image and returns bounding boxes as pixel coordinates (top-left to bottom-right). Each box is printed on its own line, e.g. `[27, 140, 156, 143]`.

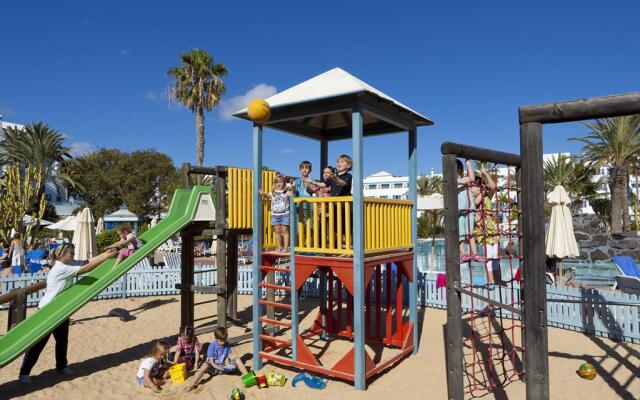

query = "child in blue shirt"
[187, 327, 248, 392]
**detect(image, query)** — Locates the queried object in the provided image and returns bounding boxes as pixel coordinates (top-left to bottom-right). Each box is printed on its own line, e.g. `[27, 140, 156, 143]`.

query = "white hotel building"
[363, 171, 410, 199]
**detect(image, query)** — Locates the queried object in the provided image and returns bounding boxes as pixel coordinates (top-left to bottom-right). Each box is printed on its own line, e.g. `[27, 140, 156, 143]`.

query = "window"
[380, 184, 390, 189]
[393, 195, 401, 199]
[367, 184, 377, 189]
[393, 183, 403, 188]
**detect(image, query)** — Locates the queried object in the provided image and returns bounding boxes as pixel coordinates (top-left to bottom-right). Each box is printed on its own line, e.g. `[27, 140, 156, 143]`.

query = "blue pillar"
[252, 123, 264, 370]
[352, 106, 365, 390]
[319, 139, 328, 333]
[408, 128, 419, 354]
[289, 196, 298, 361]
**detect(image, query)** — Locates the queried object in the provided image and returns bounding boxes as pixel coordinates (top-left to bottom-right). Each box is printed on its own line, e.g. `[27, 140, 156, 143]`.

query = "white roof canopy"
[233, 67, 433, 140]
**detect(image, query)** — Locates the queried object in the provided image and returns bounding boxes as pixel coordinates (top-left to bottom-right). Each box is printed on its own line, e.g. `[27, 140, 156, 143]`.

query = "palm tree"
[0, 121, 78, 194]
[417, 174, 443, 196]
[543, 154, 600, 213]
[167, 49, 228, 166]
[571, 116, 640, 233]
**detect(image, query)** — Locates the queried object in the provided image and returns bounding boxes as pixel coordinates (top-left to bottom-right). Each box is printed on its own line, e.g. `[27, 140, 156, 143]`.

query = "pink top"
[176, 336, 201, 354]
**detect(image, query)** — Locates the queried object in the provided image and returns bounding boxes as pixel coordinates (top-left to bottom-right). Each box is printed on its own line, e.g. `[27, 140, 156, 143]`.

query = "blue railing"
[1, 263, 638, 343]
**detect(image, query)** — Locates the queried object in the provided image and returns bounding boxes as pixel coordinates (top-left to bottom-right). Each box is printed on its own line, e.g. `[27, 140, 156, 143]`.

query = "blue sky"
[1, 1, 639, 177]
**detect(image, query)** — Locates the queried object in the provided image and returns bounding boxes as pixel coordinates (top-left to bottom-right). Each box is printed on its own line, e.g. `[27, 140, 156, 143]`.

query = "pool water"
[416, 239, 619, 287]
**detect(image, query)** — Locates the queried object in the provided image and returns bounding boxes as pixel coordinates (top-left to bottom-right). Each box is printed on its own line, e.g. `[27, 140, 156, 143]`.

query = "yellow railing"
[293, 196, 414, 255]
[364, 197, 414, 254]
[227, 167, 277, 248]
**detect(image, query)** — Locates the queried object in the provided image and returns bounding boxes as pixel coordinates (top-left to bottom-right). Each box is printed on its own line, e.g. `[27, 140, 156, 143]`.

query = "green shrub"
[96, 229, 120, 253]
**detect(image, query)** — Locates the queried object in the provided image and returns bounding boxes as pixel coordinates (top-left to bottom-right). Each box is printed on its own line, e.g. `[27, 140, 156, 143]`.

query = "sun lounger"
[612, 256, 640, 295]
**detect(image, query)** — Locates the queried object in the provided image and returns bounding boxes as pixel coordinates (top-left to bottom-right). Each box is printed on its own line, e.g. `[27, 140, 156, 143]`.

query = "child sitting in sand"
[173, 325, 201, 372]
[187, 327, 248, 392]
[105, 224, 142, 267]
[136, 341, 171, 392]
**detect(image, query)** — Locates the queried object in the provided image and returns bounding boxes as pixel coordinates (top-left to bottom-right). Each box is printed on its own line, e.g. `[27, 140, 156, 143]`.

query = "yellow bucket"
[169, 362, 188, 384]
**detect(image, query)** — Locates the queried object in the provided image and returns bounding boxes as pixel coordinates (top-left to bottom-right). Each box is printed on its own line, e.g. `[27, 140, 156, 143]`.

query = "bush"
[96, 229, 120, 253]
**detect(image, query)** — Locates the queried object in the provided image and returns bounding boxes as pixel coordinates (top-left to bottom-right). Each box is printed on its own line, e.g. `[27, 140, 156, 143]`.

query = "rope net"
[457, 160, 524, 397]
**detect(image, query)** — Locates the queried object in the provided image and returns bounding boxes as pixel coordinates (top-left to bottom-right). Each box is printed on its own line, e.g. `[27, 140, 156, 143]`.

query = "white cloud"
[281, 148, 294, 155]
[69, 141, 95, 157]
[218, 83, 277, 121]
[0, 105, 16, 117]
[144, 90, 164, 102]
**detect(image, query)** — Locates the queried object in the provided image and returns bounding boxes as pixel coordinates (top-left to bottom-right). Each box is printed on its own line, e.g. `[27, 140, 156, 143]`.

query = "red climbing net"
[457, 160, 525, 397]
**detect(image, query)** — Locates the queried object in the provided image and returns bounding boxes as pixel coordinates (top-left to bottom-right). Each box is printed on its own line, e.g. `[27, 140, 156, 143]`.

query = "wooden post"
[290, 196, 299, 361]
[442, 153, 464, 400]
[408, 127, 418, 354]
[216, 173, 228, 329]
[7, 289, 27, 330]
[228, 232, 238, 320]
[352, 104, 366, 390]
[180, 229, 195, 328]
[252, 123, 264, 370]
[182, 162, 191, 188]
[520, 122, 550, 400]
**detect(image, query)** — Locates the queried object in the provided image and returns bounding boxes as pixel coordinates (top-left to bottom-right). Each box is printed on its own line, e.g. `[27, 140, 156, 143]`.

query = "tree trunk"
[609, 165, 627, 233]
[635, 172, 640, 230]
[195, 106, 205, 166]
[622, 170, 630, 232]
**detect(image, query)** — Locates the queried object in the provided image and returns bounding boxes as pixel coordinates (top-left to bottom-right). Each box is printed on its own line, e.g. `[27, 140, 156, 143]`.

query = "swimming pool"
[416, 239, 619, 287]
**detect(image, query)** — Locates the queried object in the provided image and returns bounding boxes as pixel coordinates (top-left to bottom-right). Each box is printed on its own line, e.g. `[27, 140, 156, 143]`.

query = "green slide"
[0, 186, 215, 368]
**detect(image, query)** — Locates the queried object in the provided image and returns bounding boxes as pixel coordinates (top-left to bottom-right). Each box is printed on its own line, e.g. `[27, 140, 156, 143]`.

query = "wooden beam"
[252, 123, 264, 371]
[174, 284, 226, 294]
[261, 94, 355, 124]
[360, 96, 417, 131]
[441, 142, 521, 166]
[180, 230, 195, 328]
[268, 120, 325, 140]
[352, 106, 366, 390]
[520, 122, 550, 400]
[324, 121, 403, 140]
[442, 153, 464, 400]
[216, 173, 228, 330]
[519, 92, 640, 124]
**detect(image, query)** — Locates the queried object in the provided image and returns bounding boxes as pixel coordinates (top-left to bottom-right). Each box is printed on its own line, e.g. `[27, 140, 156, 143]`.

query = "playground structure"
[232, 67, 433, 389]
[442, 92, 640, 400]
[177, 164, 278, 336]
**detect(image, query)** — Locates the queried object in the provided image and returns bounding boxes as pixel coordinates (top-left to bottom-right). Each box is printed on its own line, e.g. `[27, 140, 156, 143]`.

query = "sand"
[0, 295, 638, 400]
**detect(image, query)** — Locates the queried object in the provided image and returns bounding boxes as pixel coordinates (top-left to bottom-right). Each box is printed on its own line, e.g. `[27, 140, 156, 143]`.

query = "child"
[457, 159, 479, 263]
[332, 154, 353, 196]
[106, 224, 142, 267]
[174, 325, 201, 372]
[187, 327, 248, 392]
[309, 166, 337, 197]
[136, 341, 171, 392]
[9, 232, 26, 274]
[473, 165, 500, 282]
[261, 175, 293, 252]
[293, 160, 315, 197]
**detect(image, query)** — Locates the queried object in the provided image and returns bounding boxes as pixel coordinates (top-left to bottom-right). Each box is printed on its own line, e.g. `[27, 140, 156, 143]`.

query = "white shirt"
[38, 261, 81, 309]
[137, 357, 162, 379]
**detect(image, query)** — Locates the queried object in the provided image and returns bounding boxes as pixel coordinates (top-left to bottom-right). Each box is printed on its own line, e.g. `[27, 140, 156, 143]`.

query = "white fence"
[1, 263, 638, 343]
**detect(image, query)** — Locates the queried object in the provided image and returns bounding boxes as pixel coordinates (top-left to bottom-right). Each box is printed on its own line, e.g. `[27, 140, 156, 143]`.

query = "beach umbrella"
[22, 215, 53, 226]
[96, 217, 104, 235]
[545, 185, 579, 259]
[73, 208, 97, 261]
[46, 215, 78, 231]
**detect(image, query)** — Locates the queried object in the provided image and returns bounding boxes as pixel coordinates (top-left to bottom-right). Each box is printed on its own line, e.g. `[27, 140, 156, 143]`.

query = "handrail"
[292, 196, 414, 256]
[0, 280, 45, 305]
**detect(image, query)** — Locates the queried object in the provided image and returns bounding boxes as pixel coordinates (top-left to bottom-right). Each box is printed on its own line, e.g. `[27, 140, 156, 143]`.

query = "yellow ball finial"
[247, 98, 271, 123]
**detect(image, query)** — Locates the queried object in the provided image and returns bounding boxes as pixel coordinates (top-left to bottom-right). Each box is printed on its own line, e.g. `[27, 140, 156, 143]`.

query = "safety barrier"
[2, 268, 637, 343]
[226, 167, 276, 248]
[293, 196, 413, 255]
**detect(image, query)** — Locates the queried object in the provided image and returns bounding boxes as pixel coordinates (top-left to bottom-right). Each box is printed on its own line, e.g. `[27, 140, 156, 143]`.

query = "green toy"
[230, 388, 245, 400]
